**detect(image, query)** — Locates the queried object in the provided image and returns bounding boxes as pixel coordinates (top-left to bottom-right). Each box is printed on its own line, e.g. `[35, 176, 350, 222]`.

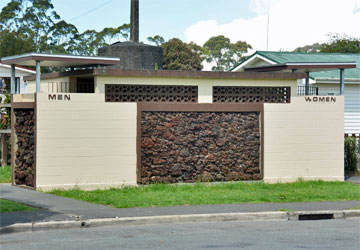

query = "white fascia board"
[2, 52, 120, 62]
[314, 78, 360, 84]
[231, 54, 276, 72]
[286, 62, 357, 66]
[0, 63, 36, 74]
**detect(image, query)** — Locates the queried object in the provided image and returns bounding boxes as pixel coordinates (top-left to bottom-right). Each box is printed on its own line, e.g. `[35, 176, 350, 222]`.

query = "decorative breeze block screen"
[213, 86, 291, 103]
[105, 84, 198, 103]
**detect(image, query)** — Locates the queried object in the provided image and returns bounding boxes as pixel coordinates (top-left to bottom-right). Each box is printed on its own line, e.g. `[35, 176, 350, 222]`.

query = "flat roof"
[244, 62, 357, 73]
[0, 53, 120, 67]
[23, 68, 307, 81]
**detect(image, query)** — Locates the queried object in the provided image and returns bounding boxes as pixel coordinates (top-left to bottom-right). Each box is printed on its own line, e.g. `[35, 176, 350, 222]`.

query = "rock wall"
[14, 109, 35, 187]
[141, 112, 261, 184]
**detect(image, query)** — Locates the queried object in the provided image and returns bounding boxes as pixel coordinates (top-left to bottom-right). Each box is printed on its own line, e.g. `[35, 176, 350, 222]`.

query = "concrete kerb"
[1, 210, 360, 234]
[0, 220, 83, 234]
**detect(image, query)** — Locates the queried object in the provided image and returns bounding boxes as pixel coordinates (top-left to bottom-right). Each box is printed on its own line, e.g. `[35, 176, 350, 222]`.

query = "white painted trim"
[314, 79, 360, 84]
[231, 54, 276, 72]
[1, 52, 120, 62]
[0, 63, 36, 74]
[286, 62, 356, 66]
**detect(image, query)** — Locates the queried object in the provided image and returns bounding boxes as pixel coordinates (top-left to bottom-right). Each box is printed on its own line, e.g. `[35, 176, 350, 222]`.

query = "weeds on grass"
[279, 208, 294, 212]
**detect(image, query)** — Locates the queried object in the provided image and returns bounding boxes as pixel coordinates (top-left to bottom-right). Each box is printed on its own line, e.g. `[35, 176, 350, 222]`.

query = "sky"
[1, 0, 360, 52]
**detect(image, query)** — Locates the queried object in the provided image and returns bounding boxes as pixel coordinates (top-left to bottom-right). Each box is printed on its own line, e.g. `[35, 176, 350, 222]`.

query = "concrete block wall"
[35, 93, 137, 190]
[11, 88, 345, 190]
[263, 96, 344, 182]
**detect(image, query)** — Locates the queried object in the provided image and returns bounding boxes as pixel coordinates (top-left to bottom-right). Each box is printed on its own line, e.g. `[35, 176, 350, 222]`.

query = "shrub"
[0, 93, 11, 129]
[344, 137, 359, 172]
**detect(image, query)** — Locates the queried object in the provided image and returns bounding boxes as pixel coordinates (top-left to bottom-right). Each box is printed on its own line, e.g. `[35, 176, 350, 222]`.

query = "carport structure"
[0, 53, 120, 94]
[243, 62, 357, 95]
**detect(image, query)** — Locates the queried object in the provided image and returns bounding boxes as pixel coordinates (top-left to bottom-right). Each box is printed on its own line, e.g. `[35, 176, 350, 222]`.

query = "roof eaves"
[0, 63, 36, 73]
[228, 53, 255, 72]
[229, 51, 279, 72]
[1, 52, 120, 62]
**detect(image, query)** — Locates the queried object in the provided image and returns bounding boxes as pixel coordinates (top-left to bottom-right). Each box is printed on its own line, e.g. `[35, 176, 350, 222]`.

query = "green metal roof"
[235, 51, 360, 80]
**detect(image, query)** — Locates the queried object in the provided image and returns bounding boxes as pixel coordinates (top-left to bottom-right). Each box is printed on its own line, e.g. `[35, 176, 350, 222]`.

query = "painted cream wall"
[95, 76, 298, 103]
[12, 93, 35, 102]
[27, 77, 70, 93]
[35, 93, 137, 190]
[263, 96, 344, 183]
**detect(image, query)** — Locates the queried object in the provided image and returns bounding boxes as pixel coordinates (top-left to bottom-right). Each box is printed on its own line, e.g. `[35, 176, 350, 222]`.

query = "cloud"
[249, 0, 280, 15]
[184, 0, 360, 52]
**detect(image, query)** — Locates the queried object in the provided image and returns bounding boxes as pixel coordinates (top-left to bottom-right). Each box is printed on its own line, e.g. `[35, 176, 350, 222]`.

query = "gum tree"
[203, 35, 252, 71]
[161, 38, 203, 70]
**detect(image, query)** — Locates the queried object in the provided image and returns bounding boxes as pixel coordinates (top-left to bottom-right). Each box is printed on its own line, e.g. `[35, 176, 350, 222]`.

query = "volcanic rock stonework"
[141, 112, 261, 184]
[14, 109, 35, 187]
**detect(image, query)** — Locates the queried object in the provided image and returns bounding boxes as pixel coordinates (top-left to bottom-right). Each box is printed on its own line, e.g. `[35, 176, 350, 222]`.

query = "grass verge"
[0, 199, 37, 213]
[48, 180, 360, 209]
[0, 166, 11, 183]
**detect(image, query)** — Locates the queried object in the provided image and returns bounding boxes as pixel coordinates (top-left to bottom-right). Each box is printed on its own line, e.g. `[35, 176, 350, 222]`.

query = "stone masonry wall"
[141, 112, 261, 184]
[14, 109, 35, 187]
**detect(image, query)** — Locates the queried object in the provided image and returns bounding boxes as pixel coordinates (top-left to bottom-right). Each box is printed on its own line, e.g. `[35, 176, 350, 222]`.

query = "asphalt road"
[1, 219, 359, 250]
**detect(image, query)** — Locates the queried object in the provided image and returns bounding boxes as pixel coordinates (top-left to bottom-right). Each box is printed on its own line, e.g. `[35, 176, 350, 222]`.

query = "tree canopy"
[320, 34, 360, 53]
[293, 43, 322, 53]
[0, 0, 130, 57]
[147, 35, 165, 46]
[203, 35, 252, 71]
[292, 34, 360, 53]
[161, 38, 203, 71]
[1, 1, 358, 74]
[0, 1, 253, 72]
[0, 0, 60, 56]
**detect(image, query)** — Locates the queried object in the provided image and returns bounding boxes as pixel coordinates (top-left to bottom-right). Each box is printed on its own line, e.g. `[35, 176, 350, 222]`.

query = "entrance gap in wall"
[75, 77, 94, 93]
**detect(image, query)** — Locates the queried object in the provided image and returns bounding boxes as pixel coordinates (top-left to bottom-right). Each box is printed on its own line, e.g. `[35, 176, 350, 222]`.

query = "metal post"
[1, 134, 8, 167]
[36, 60, 41, 93]
[340, 69, 344, 95]
[305, 71, 310, 96]
[10, 64, 15, 94]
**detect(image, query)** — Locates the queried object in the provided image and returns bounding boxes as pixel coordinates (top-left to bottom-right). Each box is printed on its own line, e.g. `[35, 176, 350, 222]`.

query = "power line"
[69, 0, 113, 22]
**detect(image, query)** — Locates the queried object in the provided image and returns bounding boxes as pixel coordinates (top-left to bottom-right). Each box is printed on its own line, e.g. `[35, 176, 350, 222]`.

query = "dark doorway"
[76, 77, 94, 93]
